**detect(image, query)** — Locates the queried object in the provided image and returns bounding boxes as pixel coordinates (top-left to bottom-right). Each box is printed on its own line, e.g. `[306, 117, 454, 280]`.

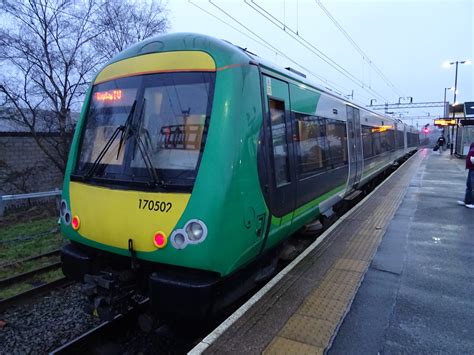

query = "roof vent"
[285, 67, 306, 78]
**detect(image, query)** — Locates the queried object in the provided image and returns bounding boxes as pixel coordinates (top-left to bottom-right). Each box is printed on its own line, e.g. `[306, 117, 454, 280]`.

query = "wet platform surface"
[190, 149, 474, 354]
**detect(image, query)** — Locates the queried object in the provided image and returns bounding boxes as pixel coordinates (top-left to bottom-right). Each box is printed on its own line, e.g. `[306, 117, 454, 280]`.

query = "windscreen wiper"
[85, 100, 137, 178]
[129, 99, 161, 187]
[116, 100, 137, 159]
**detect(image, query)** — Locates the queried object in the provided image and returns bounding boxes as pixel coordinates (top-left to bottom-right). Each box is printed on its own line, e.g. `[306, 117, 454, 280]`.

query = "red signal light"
[153, 232, 168, 249]
[72, 215, 80, 230]
[423, 128, 429, 133]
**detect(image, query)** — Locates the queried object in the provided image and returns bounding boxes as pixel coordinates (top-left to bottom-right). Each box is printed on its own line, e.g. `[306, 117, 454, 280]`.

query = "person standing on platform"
[437, 135, 446, 152]
[457, 142, 474, 209]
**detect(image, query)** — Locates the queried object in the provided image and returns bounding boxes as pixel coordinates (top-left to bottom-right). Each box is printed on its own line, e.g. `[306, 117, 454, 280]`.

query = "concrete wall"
[0, 134, 64, 196]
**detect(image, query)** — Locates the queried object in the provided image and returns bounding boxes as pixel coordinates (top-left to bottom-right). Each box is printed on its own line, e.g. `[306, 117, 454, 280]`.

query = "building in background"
[452, 102, 474, 157]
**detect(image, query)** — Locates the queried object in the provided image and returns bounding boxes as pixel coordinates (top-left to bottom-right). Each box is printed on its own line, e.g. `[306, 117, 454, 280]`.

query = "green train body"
[60, 33, 418, 318]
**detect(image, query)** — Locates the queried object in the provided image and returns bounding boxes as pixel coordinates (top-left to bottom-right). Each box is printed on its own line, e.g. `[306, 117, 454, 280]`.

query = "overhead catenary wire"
[202, 0, 360, 99]
[188, 0, 276, 55]
[196, 1, 380, 105]
[314, 0, 404, 97]
[244, 0, 389, 103]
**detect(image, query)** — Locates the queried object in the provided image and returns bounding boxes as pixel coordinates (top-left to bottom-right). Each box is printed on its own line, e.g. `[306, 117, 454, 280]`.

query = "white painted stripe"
[187, 151, 421, 355]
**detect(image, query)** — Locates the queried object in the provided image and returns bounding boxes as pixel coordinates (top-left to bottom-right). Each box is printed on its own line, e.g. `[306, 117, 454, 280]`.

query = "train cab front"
[59, 47, 224, 319]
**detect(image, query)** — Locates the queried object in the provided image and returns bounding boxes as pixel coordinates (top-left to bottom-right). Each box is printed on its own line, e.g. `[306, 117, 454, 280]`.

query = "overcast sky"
[166, 0, 473, 127]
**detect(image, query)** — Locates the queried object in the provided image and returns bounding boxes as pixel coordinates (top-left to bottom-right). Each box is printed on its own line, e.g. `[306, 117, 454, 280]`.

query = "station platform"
[190, 148, 474, 354]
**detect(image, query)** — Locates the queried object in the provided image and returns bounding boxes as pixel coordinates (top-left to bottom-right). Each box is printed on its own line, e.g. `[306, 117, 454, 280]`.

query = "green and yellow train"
[60, 33, 418, 318]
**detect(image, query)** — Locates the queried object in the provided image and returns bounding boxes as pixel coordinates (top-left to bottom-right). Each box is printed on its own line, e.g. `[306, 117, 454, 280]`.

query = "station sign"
[371, 125, 393, 133]
[465, 102, 474, 117]
[434, 119, 456, 126]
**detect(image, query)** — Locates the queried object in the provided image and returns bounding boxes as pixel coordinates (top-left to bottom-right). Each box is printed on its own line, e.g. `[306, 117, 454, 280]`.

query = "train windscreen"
[74, 72, 215, 190]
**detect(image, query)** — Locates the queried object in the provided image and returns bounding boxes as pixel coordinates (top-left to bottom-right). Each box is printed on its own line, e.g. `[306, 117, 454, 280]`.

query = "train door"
[346, 106, 364, 188]
[262, 75, 296, 219]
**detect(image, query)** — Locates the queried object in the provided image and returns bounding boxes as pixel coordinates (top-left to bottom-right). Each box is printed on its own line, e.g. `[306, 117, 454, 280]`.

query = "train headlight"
[170, 219, 208, 250]
[60, 199, 72, 226]
[60, 200, 68, 217]
[184, 219, 208, 244]
[64, 211, 71, 225]
[186, 222, 203, 242]
[170, 232, 187, 250]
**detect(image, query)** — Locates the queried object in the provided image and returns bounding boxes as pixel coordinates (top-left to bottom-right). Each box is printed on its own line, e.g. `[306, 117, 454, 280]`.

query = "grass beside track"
[0, 213, 66, 300]
[0, 217, 63, 264]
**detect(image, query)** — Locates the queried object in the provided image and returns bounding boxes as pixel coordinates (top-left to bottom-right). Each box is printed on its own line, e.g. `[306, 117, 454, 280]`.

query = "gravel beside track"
[0, 283, 101, 354]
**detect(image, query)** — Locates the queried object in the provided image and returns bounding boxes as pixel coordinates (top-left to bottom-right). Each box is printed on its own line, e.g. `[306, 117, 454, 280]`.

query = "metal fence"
[0, 189, 62, 216]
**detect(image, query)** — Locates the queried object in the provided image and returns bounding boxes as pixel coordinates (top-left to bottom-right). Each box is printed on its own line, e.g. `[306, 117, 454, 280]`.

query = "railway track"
[50, 298, 150, 354]
[0, 249, 60, 269]
[0, 277, 72, 312]
[0, 261, 62, 288]
[0, 250, 67, 312]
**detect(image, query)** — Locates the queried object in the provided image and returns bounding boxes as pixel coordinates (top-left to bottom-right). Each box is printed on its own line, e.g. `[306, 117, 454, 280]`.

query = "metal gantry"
[367, 101, 445, 109]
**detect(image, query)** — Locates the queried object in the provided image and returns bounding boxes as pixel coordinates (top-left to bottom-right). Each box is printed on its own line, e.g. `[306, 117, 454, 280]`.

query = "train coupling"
[82, 270, 142, 321]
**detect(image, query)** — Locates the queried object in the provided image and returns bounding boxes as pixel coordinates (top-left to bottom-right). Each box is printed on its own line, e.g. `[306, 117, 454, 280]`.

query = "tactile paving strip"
[264, 336, 324, 355]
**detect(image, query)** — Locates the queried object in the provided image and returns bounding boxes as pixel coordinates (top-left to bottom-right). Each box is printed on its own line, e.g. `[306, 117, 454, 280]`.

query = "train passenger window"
[372, 130, 381, 155]
[294, 113, 329, 176]
[397, 131, 404, 149]
[362, 125, 374, 158]
[326, 119, 348, 166]
[386, 130, 395, 151]
[269, 99, 291, 186]
[380, 131, 392, 152]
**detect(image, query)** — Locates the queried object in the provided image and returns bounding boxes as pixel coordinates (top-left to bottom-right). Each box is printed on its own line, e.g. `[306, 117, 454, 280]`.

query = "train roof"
[101, 32, 418, 132]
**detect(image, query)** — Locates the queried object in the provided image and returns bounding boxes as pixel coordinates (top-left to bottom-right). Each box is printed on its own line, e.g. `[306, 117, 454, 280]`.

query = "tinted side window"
[326, 119, 348, 166]
[372, 129, 382, 155]
[362, 125, 373, 158]
[294, 113, 329, 176]
[397, 131, 404, 149]
[269, 99, 290, 186]
[380, 130, 394, 152]
[386, 130, 395, 151]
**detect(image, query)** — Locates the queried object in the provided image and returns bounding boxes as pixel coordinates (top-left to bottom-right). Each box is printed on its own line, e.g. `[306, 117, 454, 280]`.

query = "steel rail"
[0, 277, 72, 312]
[49, 298, 150, 354]
[0, 261, 62, 288]
[0, 249, 61, 269]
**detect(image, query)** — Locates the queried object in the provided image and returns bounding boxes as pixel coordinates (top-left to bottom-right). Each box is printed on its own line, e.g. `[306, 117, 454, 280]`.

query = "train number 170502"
[138, 199, 172, 212]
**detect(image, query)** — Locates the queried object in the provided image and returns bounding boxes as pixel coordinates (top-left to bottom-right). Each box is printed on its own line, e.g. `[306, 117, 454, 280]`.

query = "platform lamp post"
[443, 60, 471, 155]
[443, 87, 454, 139]
[443, 87, 454, 117]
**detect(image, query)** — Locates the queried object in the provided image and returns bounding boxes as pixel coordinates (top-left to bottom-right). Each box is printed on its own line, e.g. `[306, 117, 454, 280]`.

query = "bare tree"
[0, 0, 103, 172]
[94, 0, 169, 59]
[0, 0, 168, 174]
